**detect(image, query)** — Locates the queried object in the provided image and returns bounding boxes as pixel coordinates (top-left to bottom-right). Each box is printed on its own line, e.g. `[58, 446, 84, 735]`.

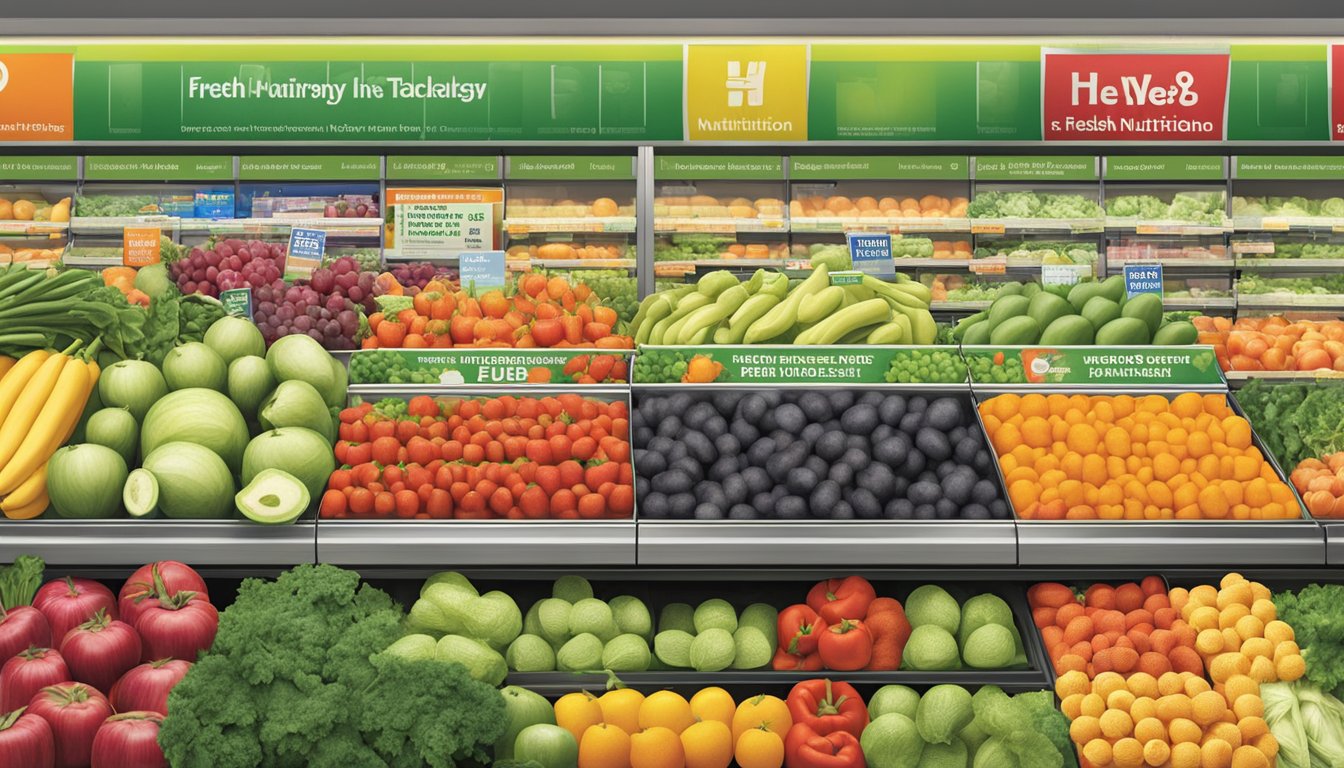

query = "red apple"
[28, 683, 111, 768]
[33, 578, 117, 641]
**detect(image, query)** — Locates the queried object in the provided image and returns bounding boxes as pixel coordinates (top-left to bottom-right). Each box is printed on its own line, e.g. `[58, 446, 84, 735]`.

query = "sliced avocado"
[236, 468, 310, 525]
[123, 468, 160, 519]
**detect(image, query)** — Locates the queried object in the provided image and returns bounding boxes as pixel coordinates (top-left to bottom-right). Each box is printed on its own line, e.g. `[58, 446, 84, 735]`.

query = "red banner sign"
[1043, 52, 1230, 142]
[1333, 46, 1344, 141]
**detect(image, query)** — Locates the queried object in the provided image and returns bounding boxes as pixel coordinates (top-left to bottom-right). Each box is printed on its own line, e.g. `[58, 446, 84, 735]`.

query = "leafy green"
[1274, 584, 1344, 698]
[1013, 691, 1079, 768]
[969, 191, 1101, 220]
[160, 564, 506, 768]
[969, 686, 1065, 768]
[1238, 381, 1344, 469]
[0, 555, 44, 608]
[178, 294, 227, 342]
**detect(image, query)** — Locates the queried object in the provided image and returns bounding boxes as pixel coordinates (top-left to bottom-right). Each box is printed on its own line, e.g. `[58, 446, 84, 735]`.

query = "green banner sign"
[349, 349, 631, 385]
[239, 155, 379, 181]
[964, 345, 1222, 386]
[506, 156, 634, 180]
[789, 155, 970, 180]
[633, 346, 968, 384]
[0, 157, 78, 181]
[71, 45, 684, 142]
[387, 156, 499, 180]
[808, 45, 1042, 142]
[654, 156, 785, 180]
[975, 156, 1098, 181]
[1226, 45, 1330, 142]
[1104, 156, 1226, 181]
[84, 155, 233, 182]
[1234, 155, 1344, 180]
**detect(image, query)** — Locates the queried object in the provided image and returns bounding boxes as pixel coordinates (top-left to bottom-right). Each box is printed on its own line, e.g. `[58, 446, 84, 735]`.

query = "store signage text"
[1043, 53, 1230, 141]
[186, 75, 486, 106]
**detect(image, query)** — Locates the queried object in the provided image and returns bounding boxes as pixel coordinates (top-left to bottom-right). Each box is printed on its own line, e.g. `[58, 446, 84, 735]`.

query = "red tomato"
[89, 712, 166, 768]
[34, 578, 117, 643]
[0, 647, 68, 714]
[0, 708, 54, 768]
[118, 563, 208, 629]
[133, 596, 218, 665]
[28, 682, 111, 768]
[108, 659, 191, 716]
[58, 611, 141, 699]
[0, 606, 51, 667]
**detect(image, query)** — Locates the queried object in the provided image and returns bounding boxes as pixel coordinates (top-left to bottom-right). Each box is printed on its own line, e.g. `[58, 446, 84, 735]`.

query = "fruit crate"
[972, 387, 1326, 567]
[0, 517, 318, 569]
[630, 384, 1017, 567]
[317, 387, 638, 568]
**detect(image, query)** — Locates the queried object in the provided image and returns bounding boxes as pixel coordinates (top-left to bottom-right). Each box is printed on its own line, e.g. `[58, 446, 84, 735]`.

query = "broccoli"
[160, 564, 506, 768]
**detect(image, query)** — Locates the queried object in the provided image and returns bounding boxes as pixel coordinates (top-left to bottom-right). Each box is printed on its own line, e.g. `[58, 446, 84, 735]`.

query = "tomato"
[0, 606, 51, 666]
[577, 493, 606, 519]
[118, 563, 208, 629]
[488, 487, 514, 516]
[427, 489, 453, 519]
[0, 708, 54, 768]
[519, 485, 549, 519]
[370, 436, 401, 466]
[58, 611, 140, 694]
[600, 436, 630, 464]
[394, 490, 420, 519]
[585, 461, 620, 489]
[349, 488, 375, 516]
[327, 469, 352, 491]
[406, 436, 437, 465]
[34, 578, 117, 642]
[134, 595, 218, 665]
[571, 436, 597, 461]
[608, 485, 635, 518]
[344, 442, 372, 466]
[108, 659, 191, 716]
[28, 682, 111, 768]
[0, 647, 68, 714]
[319, 490, 347, 518]
[407, 395, 439, 419]
[374, 492, 396, 517]
[89, 712, 166, 768]
[381, 464, 404, 487]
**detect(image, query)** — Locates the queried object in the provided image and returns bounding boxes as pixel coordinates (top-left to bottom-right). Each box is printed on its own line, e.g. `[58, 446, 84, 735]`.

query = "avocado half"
[235, 468, 310, 525]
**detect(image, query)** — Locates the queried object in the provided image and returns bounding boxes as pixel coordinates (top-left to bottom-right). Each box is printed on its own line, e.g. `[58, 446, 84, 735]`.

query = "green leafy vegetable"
[1238, 381, 1344, 469]
[1274, 584, 1344, 698]
[0, 555, 45, 608]
[160, 564, 506, 768]
[969, 686, 1065, 768]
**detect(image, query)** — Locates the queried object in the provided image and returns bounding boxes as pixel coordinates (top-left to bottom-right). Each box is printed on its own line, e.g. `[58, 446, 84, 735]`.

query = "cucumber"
[123, 468, 160, 519]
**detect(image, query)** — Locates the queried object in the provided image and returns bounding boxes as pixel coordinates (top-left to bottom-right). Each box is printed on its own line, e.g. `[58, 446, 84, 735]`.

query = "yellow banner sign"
[685, 44, 808, 141]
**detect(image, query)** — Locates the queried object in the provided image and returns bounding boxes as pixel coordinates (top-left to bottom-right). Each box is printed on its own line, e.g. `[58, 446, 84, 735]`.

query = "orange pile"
[789, 193, 969, 219]
[1030, 578, 1202, 680]
[1289, 452, 1344, 518]
[1171, 573, 1305, 688]
[1194, 315, 1344, 373]
[1056, 669, 1277, 768]
[979, 392, 1301, 521]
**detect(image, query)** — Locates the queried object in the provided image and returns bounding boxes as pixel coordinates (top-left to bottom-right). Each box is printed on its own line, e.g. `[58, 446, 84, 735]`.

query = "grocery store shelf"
[932, 300, 993, 312]
[791, 217, 971, 234]
[505, 216, 636, 234]
[524, 258, 635, 270]
[1106, 258, 1234, 269]
[1015, 521, 1326, 567]
[506, 668, 1049, 696]
[317, 521, 635, 567]
[0, 221, 67, 235]
[1233, 216, 1344, 233]
[1225, 369, 1344, 383]
[0, 520, 317, 567]
[1235, 258, 1344, 270]
[654, 217, 787, 234]
[1104, 219, 1232, 236]
[349, 384, 631, 398]
[1163, 296, 1236, 310]
[180, 217, 382, 237]
[969, 217, 1104, 235]
[654, 258, 783, 269]
[1326, 523, 1344, 566]
[891, 257, 972, 268]
[69, 215, 176, 233]
[1237, 294, 1344, 310]
[636, 521, 1017, 567]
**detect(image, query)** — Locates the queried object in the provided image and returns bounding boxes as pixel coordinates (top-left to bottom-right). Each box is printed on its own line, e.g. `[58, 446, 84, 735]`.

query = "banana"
[2, 461, 47, 509]
[0, 356, 15, 382]
[794, 298, 891, 345]
[1, 489, 48, 520]
[0, 350, 49, 429]
[797, 286, 845, 324]
[866, 321, 909, 344]
[0, 357, 90, 494]
[744, 264, 829, 344]
[0, 352, 67, 470]
[675, 304, 735, 345]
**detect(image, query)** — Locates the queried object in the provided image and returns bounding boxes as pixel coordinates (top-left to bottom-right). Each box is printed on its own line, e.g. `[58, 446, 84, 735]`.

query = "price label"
[971, 222, 1006, 235]
[846, 232, 895, 279]
[1123, 264, 1164, 298]
[460, 250, 507, 291]
[829, 271, 865, 286]
[1041, 264, 1083, 286]
[970, 256, 1007, 275]
[122, 227, 162, 267]
[220, 288, 253, 319]
[285, 227, 326, 281]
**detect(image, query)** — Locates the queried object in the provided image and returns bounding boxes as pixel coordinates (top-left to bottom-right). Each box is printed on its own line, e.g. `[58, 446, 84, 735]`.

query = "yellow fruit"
[1183, 676, 1212, 697]
[734, 727, 784, 768]
[732, 695, 791, 742]
[1273, 640, 1301, 663]
[11, 200, 35, 221]
[1237, 715, 1269, 741]
[1277, 653, 1306, 681]
[1201, 739, 1234, 768]
[639, 691, 695, 734]
[1190, 606, 1220, 631]
[1057, 670, 1091, 699]
[1108, 689, 1137, 713]
[1169, 717, 1202, 744]
[630, 727, 684, 768]
[1192, 690, 1229, 726]
[1223, 628, 1244, 654]
[1218, 603, 1250, 630]
[1250, 732, 1278, 759]
[1220, 573, 1246, 589]
[1264, 621, 1295, 645]
[1190, 584, 1219, 606]
[1249, 582, 1272, 603]
[1100, 709, 1135, 739]
[1130, 697, 1158, 723]
[1217, 582, 1254, 611]
[1239, 637, 1272, 660]
[1082, 738, 1113, 767]
[681, 720, 732, 768]
[556, 692, 604, 743]
[1207, 721, 1243, 749]
[1196, 629, 1225, 655]
[1234, 615, 1265, 642]
[1060, 693, 1084, 721]
[1127, 673, 1159, 700]
[1224, 676, 1260, 704]
[599, 689, 646, 735]
[1094, 673, 1128, 702]
[689, 688, 735, 729]
[1230, 744, 1269, 768]
[1232, 694, 1263, 720]
[1210, 653, 1250, 683]
[1070, 716, 1103, 744]
[1142, 739, 1171, 766]
[1156, 694, 1193, 722]
[1133, 716, 1166, 744]
[1250, 600, 1277, 625]
[1248, 656, 1276, 683]
[1157, 672, 1186, 697]
[1170, 741, 1202, 768]
[580, 723, 632, 768]
[1112, 737, 1144, 768]
[1081, 693, 1107, 718]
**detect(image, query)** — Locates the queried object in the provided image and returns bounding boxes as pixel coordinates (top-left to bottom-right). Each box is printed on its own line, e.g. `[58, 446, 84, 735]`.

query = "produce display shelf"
[504, 216, 636, 234]
[348, 383, 632, 397]
[179, 217, 382, 236]
[69, 215, 176, 233]
[1233, 216, 1344, 233]
[635, 520, 1018, 567]
[1105, 257, 1235, 269]
[1225, 369, 1344, 383]
[1234, 257, 1344, 270]
[889, 257, 973, 268]
[932, 300, 992, 312]
[655, 258, 784, 269]
[0, 520, 318, 567]
[505, 668, 1050, 697]
[62, 253, 124, 268]
[790, 217, 971, 234]
[653, 217, 787, 234]
[1013, 520, 1326, 567]
[1236, 294, 1344, 309]
[0, 221, 67, 235]
[523, 258, 636, 270]
[1161, 296, 1236, 309]
[315, 521, 637, 567]
[1326, 523, 1344, 565]
[1104, 219, 1232, 236]
[969, 217, 1104, 235]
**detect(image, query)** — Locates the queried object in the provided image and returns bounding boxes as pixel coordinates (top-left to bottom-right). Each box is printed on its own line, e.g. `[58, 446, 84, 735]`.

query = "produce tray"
[0, 520, 318, 567]
[315, 520, 636, 567]
[505, 668, 1050, 697]
[1234, 257, 1344, 270]
[1326, 523, 1344, 565]
[636, 520, 1016, 567]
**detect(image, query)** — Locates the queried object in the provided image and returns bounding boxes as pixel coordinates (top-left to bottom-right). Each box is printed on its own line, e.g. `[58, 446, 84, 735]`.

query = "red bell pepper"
[806, 576, 877, 624]
[865, 600, 912, 672]
[772, 648, 823, 671]
[818, 619, 872, 671]
[778, 604, 827, 656]
[786, 679, 869, 738]
[784, 724, 866, 768]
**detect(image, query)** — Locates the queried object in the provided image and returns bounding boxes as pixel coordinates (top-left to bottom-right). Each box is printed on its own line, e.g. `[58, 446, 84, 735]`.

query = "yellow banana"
[56, 359, 99, 447]
[2, 461, 47, 509]
[0, 357, 89, 494]
[0, 352, 68, 473]
[2, 490, 48, 520]
[0, 356, 15, 381]
[0, 350, 49, 429]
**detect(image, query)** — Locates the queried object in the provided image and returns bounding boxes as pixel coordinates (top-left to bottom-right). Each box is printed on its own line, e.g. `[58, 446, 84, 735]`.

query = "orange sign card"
[123, 228, 162, 267]
[0, 53, 75, 142]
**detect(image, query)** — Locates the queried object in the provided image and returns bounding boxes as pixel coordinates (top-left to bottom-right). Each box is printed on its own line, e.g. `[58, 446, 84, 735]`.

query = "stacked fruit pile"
[632, 267, 936, 346]
[1193, 315, 1344, 373]
[322, 394, 633, 520]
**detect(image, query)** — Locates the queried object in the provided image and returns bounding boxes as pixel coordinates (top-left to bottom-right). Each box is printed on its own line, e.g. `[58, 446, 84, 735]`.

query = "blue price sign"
[460, 250, 507, 291]
[285, 227, 327, 280]
[1123, 264, 1164, 298]
[846, 232, 894, 279]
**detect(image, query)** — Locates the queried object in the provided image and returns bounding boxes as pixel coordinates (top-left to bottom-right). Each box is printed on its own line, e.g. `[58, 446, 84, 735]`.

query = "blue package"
[194, 190, 236, 220]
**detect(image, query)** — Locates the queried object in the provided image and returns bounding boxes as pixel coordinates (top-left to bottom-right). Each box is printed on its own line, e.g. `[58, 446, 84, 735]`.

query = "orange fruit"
[681, 720, 733, 768]
[581, 723, 633, 768]
[639, 691, 695, 734]
[599, 689, 646, 735]
[689, 687, 735, 728]
[630, 726, 684, 768]
[734, 726, 784, 768]
[732, 695, 792, 742]
[557, 692, 605, 743]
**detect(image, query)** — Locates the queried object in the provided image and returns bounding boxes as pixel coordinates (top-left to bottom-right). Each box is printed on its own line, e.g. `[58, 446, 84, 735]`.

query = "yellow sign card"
[685, 44, 808, 141]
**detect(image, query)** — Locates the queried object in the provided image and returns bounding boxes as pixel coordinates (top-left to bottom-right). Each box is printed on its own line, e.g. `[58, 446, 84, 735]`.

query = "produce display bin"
[1326, 524, 1344, 566]
[0, 519, 318, 568]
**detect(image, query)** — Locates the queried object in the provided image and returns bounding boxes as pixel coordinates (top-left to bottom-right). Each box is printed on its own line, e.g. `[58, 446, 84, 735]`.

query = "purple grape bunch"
[172, 238, 285, 298]
[252, 256, 372, 351]
[387, 261, 460, 295]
